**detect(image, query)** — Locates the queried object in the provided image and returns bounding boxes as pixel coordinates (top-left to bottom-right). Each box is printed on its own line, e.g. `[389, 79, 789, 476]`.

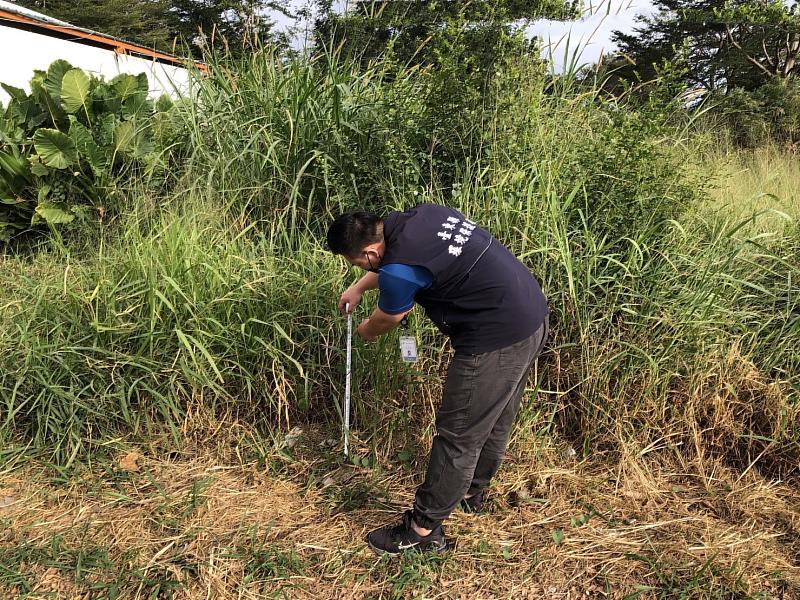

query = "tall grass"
[701, 144, 800, 234]
[0, 45, 797, 480]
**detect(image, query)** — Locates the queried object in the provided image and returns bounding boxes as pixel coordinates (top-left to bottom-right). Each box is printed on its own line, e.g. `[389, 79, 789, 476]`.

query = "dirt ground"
[1, 422, 798, 600]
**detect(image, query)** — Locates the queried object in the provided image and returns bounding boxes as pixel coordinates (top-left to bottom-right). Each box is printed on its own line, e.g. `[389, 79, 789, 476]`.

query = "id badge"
[399, 336, 418, 363]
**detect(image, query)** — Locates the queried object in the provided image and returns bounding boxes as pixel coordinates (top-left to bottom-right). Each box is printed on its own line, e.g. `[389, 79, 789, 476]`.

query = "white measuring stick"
[344, 302, 352, 457]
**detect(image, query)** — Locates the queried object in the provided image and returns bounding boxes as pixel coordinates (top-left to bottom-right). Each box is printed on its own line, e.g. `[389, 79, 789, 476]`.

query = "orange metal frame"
[0, 8, 207, 73]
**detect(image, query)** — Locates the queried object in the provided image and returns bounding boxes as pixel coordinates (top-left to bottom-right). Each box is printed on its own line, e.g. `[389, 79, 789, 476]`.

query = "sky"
[528, 0, 658, 69]
[265, 0, 658, 68]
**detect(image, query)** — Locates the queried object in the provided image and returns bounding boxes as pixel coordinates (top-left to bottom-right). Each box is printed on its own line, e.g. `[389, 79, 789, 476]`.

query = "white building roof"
[0, 1, 72, 27]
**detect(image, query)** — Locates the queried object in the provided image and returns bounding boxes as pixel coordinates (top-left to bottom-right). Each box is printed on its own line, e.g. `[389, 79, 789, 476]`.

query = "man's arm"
[357, 306, 410, 342]
[338, 271, 379, 314]
[355, 264, 430, 340]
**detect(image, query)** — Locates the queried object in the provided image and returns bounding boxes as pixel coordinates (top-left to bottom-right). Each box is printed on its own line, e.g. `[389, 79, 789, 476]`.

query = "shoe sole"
[367, 538, 453, 556]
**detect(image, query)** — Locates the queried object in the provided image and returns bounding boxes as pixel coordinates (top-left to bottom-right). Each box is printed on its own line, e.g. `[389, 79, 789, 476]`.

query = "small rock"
[280, 426, 304, 450]
[119, 452, 142, 472]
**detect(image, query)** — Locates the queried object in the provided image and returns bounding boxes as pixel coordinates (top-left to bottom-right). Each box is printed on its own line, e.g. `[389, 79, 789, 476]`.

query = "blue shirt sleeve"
[377, 264, 433, 315]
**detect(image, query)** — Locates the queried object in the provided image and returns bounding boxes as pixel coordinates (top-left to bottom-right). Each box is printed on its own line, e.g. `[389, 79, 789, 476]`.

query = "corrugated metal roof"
[0, 1, 71, 26]
[0, 0, 205, 71]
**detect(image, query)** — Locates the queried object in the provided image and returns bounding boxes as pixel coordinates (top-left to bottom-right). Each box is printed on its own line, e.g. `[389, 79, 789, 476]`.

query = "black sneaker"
[366, 510, 450, 555]
[459, 490, 485, 514]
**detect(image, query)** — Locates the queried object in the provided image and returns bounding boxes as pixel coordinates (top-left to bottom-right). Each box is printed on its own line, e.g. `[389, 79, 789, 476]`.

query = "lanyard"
[399, 315, 417, 363]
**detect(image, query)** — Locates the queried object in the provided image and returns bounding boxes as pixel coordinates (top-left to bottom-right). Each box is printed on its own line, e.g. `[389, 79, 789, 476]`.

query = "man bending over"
[327, 204, 548, 555]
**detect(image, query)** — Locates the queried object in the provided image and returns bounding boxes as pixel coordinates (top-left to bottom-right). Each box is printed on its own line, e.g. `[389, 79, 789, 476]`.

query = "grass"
[702, 144, 800, 235]
[0, 43, 798, 597]
[0, 420, 796, 598]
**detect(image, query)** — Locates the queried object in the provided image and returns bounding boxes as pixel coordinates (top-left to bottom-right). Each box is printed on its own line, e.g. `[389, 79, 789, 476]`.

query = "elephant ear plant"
[0, 59, 176, 244]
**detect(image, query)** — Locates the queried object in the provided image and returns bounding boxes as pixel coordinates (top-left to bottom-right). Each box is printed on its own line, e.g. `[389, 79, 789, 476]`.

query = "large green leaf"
[122, 94, 153, 120]
[113, 120, 135, 155]
[68, 116, 107, 175]
[112, 73, 149, 101]
[60, 69, 92, 115]
[12, 96, 48, 131]
[155, 94, 174, 112]
[135, 129, 155, 158]
[35, 201, 75, 224]
[37, 184, 50, 204]
[0, 148, 31, 193]
[33, 129, 77, 169]
[1, 83, 27, 103]
[91, 113, 114, 148]
[29, 156, 50, 177]
[113, 121, 153, 158]
[91, 82, 121, 114]
[0, 121, 26, 145]
[30, 74, 66, 126]
[44, 60, 73, 103]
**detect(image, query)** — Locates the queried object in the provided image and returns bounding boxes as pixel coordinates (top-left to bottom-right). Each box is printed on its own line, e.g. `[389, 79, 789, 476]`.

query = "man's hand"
[338, 287, 362, 314]
[337, 272, 379, 315]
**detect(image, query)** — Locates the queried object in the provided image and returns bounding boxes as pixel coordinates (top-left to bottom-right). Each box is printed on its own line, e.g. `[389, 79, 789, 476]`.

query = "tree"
[310, 1, 579, 190]
[609, 0, 800, 93]
[313, 0, 578, 71]
[169, 0, 291, 54]
[605, 0, 800, 145]
[715, 0, 800, 80]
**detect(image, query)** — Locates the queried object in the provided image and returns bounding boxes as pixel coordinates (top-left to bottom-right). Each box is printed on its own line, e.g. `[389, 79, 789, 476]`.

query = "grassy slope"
[703, 145, 800, 234]
[1, 155, 798, 599]
[1, 50, 798, 598]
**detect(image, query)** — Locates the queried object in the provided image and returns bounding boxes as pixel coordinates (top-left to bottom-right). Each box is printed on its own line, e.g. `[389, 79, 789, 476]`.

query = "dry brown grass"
[1, 342, 797, 599]
[1, 406, 798, 600]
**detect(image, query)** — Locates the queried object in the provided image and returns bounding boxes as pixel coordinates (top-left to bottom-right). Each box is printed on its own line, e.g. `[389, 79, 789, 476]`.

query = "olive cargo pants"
[413, 319, 548, 529]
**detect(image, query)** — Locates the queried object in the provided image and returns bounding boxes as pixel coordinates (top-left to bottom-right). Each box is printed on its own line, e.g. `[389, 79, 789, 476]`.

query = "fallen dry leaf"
[119, 451, 143, 472]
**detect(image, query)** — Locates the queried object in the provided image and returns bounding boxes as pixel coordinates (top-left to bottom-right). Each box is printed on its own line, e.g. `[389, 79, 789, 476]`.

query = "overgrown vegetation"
[0, 61, 181, 242]
[0, 4, 798, 596]
[1, 42, 797, 478]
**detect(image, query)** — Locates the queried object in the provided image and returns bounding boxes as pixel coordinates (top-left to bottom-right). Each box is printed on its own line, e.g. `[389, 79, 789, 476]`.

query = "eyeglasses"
[364, 251, 382, 273]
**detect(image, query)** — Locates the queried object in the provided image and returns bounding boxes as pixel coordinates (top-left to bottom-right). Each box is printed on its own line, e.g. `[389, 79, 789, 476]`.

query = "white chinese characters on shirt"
[436, 214, 477, 257]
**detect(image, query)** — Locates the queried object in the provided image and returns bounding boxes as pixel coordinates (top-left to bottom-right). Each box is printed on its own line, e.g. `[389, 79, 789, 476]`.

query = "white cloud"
[527, 0, 657, 70]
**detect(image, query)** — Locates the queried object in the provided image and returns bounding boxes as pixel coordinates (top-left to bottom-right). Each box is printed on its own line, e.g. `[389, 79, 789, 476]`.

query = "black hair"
[326, 211, 383, 257]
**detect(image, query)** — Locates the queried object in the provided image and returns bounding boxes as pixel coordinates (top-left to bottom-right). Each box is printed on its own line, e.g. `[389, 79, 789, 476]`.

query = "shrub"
[0, 60, 180, 244]
[711, 77, 800, 147]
